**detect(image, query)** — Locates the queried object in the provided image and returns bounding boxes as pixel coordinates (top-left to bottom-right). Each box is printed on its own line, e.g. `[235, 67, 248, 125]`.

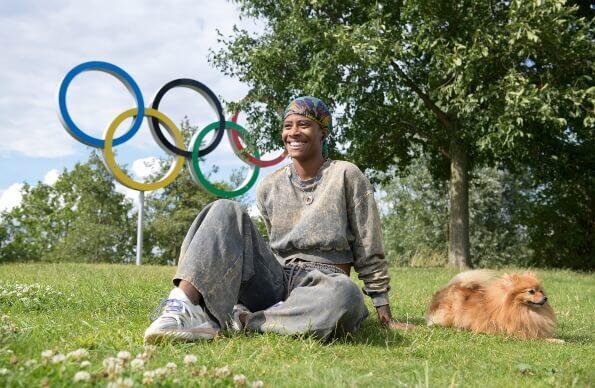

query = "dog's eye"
[528, 289, 535, 295]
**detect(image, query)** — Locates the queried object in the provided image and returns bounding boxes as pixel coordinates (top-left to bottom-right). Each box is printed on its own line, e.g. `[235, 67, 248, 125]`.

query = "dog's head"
[502, 272, 549, 308]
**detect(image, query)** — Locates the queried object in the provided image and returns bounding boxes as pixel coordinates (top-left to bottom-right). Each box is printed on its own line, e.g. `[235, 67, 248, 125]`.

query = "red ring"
[230, 112, 287, 167]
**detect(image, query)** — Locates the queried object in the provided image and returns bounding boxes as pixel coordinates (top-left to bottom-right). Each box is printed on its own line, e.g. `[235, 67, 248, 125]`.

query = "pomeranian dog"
[426, 270, 559, 340]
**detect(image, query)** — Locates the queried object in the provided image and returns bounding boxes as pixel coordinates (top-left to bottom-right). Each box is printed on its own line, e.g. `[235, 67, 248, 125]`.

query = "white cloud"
[0, 0, 263, 159]
[43, 169, 60, 185]
[114, 182, 141, 208]
[132, 157, 161, 179]
[0, 183, 24, 212]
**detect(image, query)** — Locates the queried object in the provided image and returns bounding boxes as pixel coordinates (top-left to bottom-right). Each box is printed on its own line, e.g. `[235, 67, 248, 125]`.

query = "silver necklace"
[289, 160, 329, 205]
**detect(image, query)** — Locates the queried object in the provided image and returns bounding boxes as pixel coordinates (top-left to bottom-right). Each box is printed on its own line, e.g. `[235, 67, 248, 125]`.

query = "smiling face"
[282, 114, 327, 162]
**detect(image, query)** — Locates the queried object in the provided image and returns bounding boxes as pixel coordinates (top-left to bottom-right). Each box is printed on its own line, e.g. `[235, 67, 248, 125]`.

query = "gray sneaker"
[144, 288, 220, 343]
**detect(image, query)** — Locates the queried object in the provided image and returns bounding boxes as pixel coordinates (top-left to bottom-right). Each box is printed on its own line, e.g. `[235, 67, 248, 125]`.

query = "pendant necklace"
[289, 160, 329, 205]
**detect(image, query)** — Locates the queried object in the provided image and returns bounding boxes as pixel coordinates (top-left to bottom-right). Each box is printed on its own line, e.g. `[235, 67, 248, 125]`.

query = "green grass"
[0, 263, 593, 387]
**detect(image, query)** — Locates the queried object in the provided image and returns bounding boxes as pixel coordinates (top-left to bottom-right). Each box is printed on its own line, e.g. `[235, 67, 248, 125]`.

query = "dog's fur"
[426, 270, 557, 339]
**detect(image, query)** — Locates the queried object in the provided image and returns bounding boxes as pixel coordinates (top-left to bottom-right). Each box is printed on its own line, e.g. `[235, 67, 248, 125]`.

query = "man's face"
[282, 114, 326, 162]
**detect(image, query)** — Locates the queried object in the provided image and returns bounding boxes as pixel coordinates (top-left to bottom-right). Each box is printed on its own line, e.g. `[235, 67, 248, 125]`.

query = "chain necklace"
[289, 159, 330, 205]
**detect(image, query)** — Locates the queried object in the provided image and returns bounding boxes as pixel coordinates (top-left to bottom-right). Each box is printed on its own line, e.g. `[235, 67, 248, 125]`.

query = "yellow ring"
[102, 108, 185, 191]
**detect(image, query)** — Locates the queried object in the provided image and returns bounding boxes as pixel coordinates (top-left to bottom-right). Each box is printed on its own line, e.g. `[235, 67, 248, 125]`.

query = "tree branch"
[394, 119, 450, 158]
[390, 60, 453, 129]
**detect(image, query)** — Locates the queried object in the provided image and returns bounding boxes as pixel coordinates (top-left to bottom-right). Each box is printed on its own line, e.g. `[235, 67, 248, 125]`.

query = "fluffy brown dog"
[426, 270, 558, 340]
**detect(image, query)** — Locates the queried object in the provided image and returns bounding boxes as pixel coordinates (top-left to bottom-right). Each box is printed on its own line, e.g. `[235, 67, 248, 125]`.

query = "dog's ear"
[502, 273, 514, 288]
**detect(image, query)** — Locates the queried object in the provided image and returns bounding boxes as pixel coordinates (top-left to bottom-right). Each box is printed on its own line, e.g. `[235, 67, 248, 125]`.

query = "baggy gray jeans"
[174, 199, 369, 339]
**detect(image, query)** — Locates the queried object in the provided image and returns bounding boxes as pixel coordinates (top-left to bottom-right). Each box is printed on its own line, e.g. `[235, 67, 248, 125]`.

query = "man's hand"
[376, 304, 416, 330]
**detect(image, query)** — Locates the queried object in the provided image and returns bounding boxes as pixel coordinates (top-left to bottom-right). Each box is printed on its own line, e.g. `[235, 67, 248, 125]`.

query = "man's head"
[282, 96, 332, 161]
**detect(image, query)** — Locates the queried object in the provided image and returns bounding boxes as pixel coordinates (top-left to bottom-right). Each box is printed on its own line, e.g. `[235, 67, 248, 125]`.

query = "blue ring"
[57, 61, 144, 148]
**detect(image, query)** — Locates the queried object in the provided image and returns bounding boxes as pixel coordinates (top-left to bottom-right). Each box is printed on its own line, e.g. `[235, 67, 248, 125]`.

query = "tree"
[380, 156, 449, 267]
[144, 118, 250, 264]
[519, 163, 593, 270]
[0, 152, 135, 263]
[381, 153, 532, 268]
[211, 0, 594, 268]
[48, 152, 135, 262]
[0, 183, 58, 261]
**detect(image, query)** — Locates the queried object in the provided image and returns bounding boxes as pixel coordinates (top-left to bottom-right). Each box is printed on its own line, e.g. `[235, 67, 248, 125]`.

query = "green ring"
[190, 121, 260, 198]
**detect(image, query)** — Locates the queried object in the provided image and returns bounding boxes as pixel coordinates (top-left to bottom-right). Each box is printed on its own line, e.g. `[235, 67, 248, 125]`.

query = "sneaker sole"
[144, 327, 218, 343]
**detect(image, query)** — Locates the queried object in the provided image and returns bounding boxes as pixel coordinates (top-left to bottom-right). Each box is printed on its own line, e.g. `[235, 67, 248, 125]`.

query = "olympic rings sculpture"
[57, 61, 287, 198]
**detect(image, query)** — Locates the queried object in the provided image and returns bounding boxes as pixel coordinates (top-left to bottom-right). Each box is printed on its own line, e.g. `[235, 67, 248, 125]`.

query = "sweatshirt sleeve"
[346, 170, 391, 307]
[256, 182, 272, 235]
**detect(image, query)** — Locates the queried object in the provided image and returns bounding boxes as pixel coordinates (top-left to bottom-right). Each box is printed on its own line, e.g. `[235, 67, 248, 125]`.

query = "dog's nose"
[543, 296, 548, 302]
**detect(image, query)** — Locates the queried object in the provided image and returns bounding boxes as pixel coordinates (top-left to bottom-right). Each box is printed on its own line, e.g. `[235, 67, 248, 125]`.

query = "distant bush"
[378, 155, 581, 269]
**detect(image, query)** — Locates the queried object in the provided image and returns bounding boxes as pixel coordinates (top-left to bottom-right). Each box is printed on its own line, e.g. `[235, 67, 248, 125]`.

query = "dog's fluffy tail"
[447, 269, 496, 288]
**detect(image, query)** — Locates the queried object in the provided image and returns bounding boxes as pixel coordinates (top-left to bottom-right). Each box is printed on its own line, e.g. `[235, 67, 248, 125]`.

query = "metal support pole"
[136, 190, 144, 265]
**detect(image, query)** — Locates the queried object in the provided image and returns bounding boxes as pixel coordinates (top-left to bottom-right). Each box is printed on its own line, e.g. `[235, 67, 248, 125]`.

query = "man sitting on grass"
[144, 96, 413, 343]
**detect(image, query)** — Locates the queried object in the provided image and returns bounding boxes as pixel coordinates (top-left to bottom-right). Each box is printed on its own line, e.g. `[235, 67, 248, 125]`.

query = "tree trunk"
[448, 138, 471, 269]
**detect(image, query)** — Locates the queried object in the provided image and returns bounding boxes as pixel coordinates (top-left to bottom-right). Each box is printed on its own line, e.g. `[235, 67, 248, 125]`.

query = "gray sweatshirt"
[256, 159, 390, 307]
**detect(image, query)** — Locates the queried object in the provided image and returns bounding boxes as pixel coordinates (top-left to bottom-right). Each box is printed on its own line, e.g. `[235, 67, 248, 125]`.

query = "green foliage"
[0, 152, 134, 263]
[381, 155, 533, 268]
[144, 118, 251, 264]
[212, 0, 594, 268]
[521, 166, 593, 270]
[380, 159, 449, 266]
[0, 183, 56, 261]
[468, 167, 532, 268]
[144, 168, 218, 265]
[213, 0, 593, 173]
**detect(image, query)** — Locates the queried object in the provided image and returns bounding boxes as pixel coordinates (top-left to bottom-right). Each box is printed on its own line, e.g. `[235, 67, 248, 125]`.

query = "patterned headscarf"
[284, 96, 332, 158]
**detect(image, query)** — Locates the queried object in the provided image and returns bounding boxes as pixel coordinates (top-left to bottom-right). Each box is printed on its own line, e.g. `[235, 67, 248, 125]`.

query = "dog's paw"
[545, 338, 565, 344]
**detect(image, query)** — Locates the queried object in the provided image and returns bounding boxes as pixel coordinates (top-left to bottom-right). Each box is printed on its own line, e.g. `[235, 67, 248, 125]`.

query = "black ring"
[149, 79, 226, 158]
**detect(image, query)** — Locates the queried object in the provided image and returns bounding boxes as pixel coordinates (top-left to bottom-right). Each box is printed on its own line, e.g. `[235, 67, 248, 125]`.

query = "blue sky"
[0, 0, 286, 212]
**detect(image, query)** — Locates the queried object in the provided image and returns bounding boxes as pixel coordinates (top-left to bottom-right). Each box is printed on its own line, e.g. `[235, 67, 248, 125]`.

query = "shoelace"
[149, 298, 199, 323]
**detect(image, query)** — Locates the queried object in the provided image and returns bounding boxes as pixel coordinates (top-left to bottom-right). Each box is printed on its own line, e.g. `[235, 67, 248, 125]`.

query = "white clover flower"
[107, 377, 134, 388]
[153, 367, 168, 379]
[214, 365, 231, 378]
[80, 361, 92, 368]
[130, 358, 144, 371]
[73, 370, 91, 383]
[142, 371, 154, 385]
[24, 359, 37, 368]
[233, 374, 247, 386]
[41, 350, 54, 360]
[0, 368, 9, 376]
[251, 380, 264, 388]
[103, 357, 123, 376]
[166, 362, 177, 372]
[183, 354, 197, 366]
[51, 354, 67, 364]
[117, 351, 131, 362]
[197, 365, 208, 377]
[67, 348, 89, 361]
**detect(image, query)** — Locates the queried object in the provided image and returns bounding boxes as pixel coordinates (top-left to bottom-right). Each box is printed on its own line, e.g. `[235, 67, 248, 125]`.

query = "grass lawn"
[0, 263, 592, 387]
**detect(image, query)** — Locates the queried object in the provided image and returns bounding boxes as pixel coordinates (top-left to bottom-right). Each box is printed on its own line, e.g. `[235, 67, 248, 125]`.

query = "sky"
[0, 0, 286, 213]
